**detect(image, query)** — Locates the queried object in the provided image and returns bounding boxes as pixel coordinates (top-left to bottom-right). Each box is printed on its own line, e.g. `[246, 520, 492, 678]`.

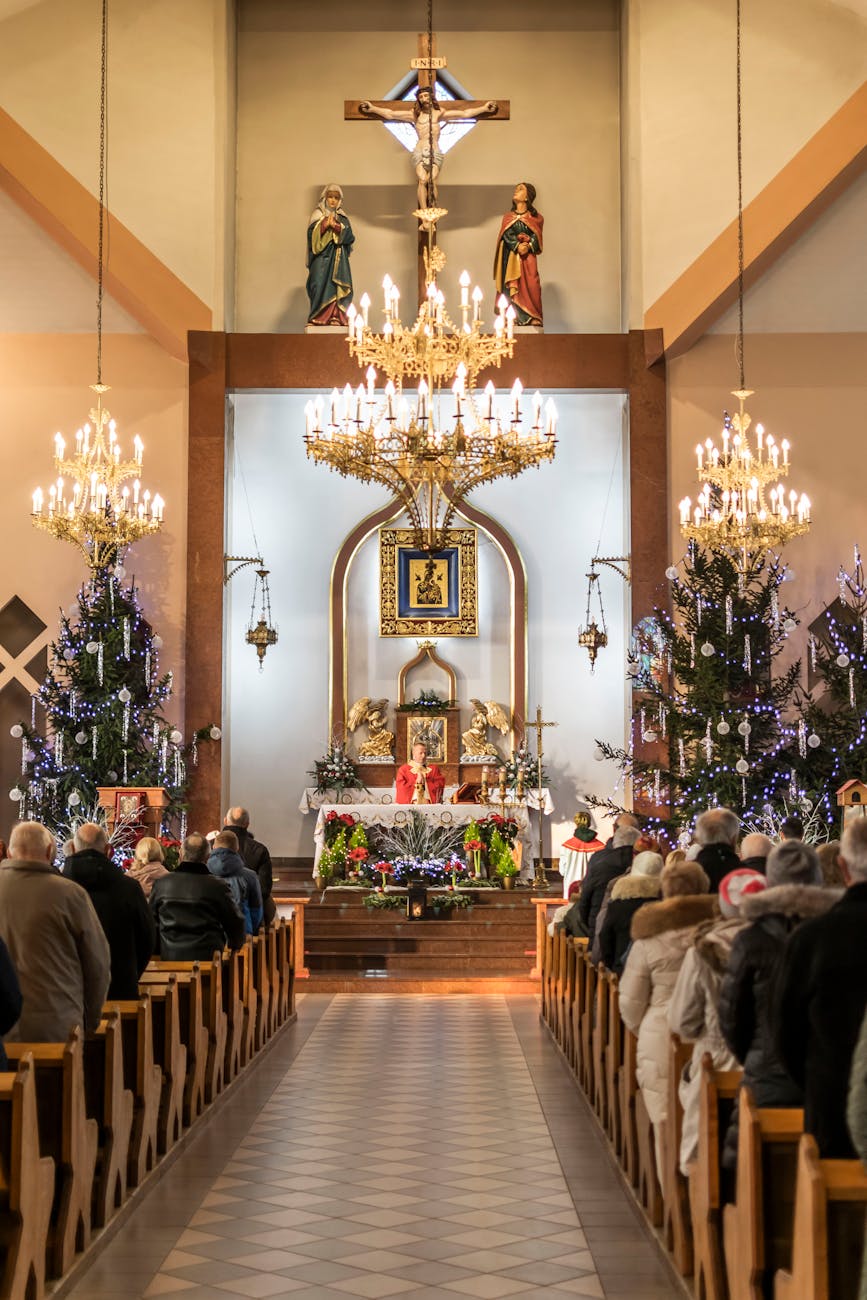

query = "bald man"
[0, 821, 109, 1041]
[224, 807, 274, 923]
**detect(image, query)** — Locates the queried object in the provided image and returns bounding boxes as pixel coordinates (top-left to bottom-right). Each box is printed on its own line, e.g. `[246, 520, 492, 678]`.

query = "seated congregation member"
[776, 817, 867, 1157]
[693, 807, 741, 890]
[64, 823, 155, 999]
[739, 831, 773, 874]
[208, 830, 263, 935]
[779, 815, 804, 841]
[150, 832, 245, 960]
[127, 835, 169, 899]
[816, 838, 847, 888]
[597, 851, 664, 976]
[718, 838, 839, 1167]
[224, 806, 274, 924]
[0, 937, 22, 1068]
[565, 821, 640, 942]
[669, 868, 767, 1174]
[0, 821, 110, 1041]
[591, 835, 664, 964]
[548, 881, 581, 936]
[618, 859, 716, 1177]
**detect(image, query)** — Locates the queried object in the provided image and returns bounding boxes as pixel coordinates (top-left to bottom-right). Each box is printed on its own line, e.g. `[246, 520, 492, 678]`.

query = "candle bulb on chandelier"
[459, 269, 470, 310]
[32, 488, 43, 515]
[54, 433, 65, 461]
[418, 379, 428, 423]
[133, 434, 143, 465]
[382, 274, 393, 317]
[360, 292, 370, 326]
[472, 285, 482, 323]
[365, 366, 376, 402]
[485, 380, 495, 423]
[511, 378, 523, 424]
[506, 304, 516, 340]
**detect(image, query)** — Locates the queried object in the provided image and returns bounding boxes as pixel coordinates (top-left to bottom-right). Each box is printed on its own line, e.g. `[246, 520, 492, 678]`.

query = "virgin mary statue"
[305, 184, 355, 326]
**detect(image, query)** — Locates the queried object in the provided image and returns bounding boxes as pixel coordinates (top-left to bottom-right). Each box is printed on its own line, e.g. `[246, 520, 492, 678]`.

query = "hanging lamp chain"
[96, 0, 108, 386]
[735, 0, 745, 392]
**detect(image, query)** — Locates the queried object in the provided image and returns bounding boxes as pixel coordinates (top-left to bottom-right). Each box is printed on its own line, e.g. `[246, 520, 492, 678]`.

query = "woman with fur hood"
[618, 859, 718, 1177]
[668, 868, 767, 1175]
[718, 839, 842, 1169]
[597, 851, 664, 975]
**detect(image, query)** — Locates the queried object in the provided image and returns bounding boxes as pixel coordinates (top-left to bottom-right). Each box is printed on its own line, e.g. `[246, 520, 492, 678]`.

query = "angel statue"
[461, 699, 511, 758]
[347, 697, 395, 758]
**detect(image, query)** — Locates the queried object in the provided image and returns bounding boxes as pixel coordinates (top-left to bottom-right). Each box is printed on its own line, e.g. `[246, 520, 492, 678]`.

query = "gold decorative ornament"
[347, 696, 395, 757]
[461, 699, 510, 757]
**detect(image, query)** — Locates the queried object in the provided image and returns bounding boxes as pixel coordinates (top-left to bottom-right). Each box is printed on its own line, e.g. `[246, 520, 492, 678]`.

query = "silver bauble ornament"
[209, 725, 222, 741]
[700, 642, 714, 657]
[716, 720, 730, 735]
[807, 733, 821, 748]
[735, 758, 749, 775]
[9, 724, 23, 739]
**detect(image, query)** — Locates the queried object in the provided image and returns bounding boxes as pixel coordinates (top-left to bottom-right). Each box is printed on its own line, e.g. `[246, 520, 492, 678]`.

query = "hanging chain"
[96, 0, 108, 385]
[735, 0, 745, 391]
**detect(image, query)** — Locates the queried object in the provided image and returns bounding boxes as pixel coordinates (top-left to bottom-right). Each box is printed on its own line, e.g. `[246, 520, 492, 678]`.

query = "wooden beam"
[0, 108, 211, 360]
[644, 81, 867, 360]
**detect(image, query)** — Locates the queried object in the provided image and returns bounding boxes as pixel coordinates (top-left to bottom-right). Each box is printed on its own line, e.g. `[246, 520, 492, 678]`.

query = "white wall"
[226, 391, 629, 857]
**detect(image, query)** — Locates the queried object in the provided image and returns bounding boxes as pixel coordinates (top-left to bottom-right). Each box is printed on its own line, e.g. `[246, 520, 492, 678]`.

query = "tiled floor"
[64, 995, 681, 1300]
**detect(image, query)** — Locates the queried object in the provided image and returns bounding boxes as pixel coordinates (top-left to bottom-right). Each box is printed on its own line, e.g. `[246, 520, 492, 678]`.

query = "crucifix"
[345, 31, 509, 301]
[524, 705, 558, 888]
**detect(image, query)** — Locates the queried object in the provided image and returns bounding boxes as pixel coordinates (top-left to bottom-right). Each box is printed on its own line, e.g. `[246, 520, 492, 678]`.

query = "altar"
[303, 787, 554, 871]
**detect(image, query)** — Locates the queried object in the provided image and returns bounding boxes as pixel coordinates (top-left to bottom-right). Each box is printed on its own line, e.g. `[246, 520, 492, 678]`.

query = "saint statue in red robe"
[395, 742, 445, 805]
[493, 181, 544, 327]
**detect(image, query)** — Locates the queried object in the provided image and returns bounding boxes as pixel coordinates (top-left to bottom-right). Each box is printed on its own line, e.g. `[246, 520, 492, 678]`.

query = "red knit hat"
[719, 868, 767, 918]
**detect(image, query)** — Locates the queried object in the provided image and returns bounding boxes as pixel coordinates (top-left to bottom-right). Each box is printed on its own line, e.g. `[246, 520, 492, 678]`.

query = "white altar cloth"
[300, 786, 553, 814]
[310, 796, 550, 871]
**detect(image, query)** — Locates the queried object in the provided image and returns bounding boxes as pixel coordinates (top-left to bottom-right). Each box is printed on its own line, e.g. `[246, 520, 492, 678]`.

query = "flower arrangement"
[374, 859, 393, 889]
[324, 810, 358, 846]
[158, 834, 182, 871]
[310, 747, 365, 796]
[477, 813, 519, 850]
[362, 891, 405, 911]
[503, 746, 547, 789]
[430, 891, 474, 912]
[396, 690, 455, 713]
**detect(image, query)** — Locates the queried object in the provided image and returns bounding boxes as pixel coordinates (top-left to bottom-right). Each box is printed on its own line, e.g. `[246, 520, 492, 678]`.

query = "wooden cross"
[345, 32, 510, 301]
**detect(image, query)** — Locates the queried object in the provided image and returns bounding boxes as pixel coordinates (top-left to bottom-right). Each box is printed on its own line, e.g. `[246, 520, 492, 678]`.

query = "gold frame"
[379, 527, 478, 637]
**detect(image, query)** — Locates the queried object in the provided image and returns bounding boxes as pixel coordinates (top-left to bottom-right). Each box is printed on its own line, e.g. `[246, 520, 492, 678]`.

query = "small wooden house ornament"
[836, 779, 867, 829]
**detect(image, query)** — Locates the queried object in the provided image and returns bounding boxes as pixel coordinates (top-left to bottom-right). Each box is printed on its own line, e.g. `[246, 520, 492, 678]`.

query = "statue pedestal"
[96, 786, 170, 837]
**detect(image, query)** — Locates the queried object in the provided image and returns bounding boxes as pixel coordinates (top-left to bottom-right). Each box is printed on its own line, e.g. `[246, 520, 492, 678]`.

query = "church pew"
[568, 939, 588, 1080]
[0, 1055, 55, 1300]
[251, 935, 271, 1052]
[5, 1029, 98, 1279]
[239, 941, 258, 1069]
[636, 1081, 664, 1227]
[221, 949, 245, 1083]
[661, 1033, 694, 1278]
[145, 964, 212, 1113]
[554, 929, 569, 1050]
[580, 954, 597, 1099]
[722, 1088, 802, 1300]
[265, 926, 280, 1039]
[152, 958, 227, 1104]
[82, 1010, 134, 1228]
[102, 999, 162, 1188]
[274, 918, 294, 1026]
[618, 1026, 640, 1189]
[136, 976, 186, 1154]
[591, 965, 610, 1130]
[688, 1056, 742, 1300]
[774, 1134, 867, 1300]
[561, 935, 577, 1067]
[605, 971, 623, 1153]
[540, 927, 554, 1027]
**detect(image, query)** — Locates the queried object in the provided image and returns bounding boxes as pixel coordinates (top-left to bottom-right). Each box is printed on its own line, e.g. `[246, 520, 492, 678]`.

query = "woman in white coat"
[618, 859, 717, 1178]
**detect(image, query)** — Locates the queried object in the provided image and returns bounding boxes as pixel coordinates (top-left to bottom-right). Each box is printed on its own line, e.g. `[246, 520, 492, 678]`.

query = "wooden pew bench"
[140, 967, 207, 1125]
[619, 1025, 640, 1190]
[688, 1056, 742, 1300]
[660, 1033, 693, 1278]
[135, 976, 186, 1154]
[723, 1088, 802, 1300]
[102, 999, 162, 1190]
[274, 917, 295, 1026]
[5, 1029, 98, 1279]
[569, 939, 589, 1085]
[82, 1009, 134, 1228]
[251, 936, 271, 1053]
[221, 950, 245, 1083]
[0, 1055, 55, 1300]
[150, 958, 226, 1104]
[775, 1133, 867, 1300]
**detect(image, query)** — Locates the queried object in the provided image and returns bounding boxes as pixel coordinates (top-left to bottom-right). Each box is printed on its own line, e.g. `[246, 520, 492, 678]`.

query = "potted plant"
[490, 829, 519, 890]
[314, 850, 333, 893]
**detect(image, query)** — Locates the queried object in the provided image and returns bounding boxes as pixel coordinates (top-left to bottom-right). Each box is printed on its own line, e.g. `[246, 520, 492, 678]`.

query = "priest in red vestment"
[395, 742, 445, 805]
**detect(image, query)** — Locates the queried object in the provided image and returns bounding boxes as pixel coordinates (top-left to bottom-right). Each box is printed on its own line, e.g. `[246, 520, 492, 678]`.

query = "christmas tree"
[586, 543, 802, 835]
[11, 565, 216, 833]
[789, 546, 867, 830]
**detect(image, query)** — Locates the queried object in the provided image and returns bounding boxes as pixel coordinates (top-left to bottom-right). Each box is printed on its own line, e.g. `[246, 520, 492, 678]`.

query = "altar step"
[303, 974, 538, 994]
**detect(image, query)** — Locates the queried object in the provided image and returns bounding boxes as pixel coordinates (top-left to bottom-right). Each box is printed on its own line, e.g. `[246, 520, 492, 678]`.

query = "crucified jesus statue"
[359, 86, 498, 212]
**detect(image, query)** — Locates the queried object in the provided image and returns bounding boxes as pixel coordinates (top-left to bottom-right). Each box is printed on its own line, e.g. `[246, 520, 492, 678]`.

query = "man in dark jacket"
[64, 823, 155, 999]
[694, 807, 741, 891]
[224, 807, 274, 923]
[150, 832, 245, 960]
[565, 820, 640, 944]
[776, 817, 867, 1157]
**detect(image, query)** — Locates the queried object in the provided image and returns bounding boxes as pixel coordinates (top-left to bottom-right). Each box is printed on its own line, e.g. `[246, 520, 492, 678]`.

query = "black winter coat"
[229, 825, 274, 911]
[598, 875, 661, 976]
[696, 842, 741, 892]
[776, 880, 867, 1158]
[64, 848, 155, 1000]
[574, 843, 634, 944]
[0, 936, 22, 1068]
[150, 861, 245, 961]
[718, 882, 839, 1167]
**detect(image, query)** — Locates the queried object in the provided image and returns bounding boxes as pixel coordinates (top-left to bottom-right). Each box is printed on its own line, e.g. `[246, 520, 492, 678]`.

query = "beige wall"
[624, 0, 867, 322]
[235, 2, 622, 332]
[0, 0, 230, 311]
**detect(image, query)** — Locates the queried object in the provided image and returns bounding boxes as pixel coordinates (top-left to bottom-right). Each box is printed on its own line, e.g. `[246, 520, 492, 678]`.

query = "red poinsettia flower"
[465, 839, 483, 852]
[489, 814, 504, 826]
[326, 811, 338, 822]
[348, 846, 369, 862]
[375, 860, 393, 874]
[340, 813, 356, 826]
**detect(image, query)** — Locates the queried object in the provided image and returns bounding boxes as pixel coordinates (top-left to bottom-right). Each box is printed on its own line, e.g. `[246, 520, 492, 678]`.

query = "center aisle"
[66, 996, 679, 1300]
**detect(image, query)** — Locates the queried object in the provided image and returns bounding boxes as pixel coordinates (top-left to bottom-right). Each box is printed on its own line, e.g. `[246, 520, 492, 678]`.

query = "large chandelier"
[32, 386, 164, 571]
[679, 388, 810, 556]
[679, 0, 811, 565]
[304, 261, 557, 553]
[30, 0, 164, 574]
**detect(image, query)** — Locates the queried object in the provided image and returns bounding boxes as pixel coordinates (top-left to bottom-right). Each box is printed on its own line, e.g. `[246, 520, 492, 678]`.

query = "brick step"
[306, 952, 533, 974]
[304, 974, 538, 993]
[306, 935, 533, 956]
[304, 918, 536, 936]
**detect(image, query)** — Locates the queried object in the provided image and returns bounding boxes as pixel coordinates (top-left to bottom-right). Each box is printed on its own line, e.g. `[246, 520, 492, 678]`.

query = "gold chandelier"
[679, 0, 811, 564]
[679, 388, 810, 556]
[32, 385, 164, 571]
[304, 262, 557, 553]
[30, 0, 164, 574]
